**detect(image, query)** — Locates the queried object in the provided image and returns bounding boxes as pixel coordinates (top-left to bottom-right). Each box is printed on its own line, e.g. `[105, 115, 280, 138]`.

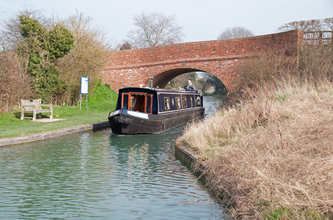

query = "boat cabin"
[115, 87, 203, 114]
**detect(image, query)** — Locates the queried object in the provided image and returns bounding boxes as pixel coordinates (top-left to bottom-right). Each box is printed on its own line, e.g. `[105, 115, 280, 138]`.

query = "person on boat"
[187, 80, 195, 91]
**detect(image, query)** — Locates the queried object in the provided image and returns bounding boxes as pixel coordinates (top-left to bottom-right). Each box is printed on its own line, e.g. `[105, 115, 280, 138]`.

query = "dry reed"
[177, 45, 333, 219]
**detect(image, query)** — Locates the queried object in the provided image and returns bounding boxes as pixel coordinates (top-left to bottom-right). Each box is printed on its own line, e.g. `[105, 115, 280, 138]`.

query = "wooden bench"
[21, 99, 53, 121]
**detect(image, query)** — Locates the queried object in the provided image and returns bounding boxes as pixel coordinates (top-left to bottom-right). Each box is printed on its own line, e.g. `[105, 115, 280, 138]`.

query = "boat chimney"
[149, 77, 154, 88]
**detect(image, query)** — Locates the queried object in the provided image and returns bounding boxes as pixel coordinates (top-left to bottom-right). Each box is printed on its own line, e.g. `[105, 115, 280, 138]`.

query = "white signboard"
[81, 76, 89, 94]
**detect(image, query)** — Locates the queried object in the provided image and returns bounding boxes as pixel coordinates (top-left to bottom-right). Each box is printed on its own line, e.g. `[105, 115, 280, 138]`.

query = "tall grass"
[177, 44, 333, 219]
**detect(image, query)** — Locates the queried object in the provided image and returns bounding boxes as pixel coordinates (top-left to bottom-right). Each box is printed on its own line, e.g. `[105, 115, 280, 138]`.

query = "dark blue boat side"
[108, 87, 204, 135]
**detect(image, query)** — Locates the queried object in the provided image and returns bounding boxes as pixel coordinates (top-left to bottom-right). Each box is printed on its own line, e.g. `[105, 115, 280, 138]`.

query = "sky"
[0, 0, 332, 47]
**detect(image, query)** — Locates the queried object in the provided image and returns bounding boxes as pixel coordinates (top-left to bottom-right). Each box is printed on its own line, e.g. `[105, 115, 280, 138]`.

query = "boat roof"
[120, 87, 201, 94]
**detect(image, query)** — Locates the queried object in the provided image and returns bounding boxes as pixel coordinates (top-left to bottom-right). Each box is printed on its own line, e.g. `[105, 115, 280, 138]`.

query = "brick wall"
[100, 30, 303, 92]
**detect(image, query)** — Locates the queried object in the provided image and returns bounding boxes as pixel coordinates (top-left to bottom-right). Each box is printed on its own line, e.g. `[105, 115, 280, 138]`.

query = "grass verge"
[0, 82, 117, 138]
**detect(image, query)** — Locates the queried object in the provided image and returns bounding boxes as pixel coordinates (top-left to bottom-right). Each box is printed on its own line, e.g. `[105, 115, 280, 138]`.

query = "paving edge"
[174, 140, 206, 174]
[0, 121, 110, 147]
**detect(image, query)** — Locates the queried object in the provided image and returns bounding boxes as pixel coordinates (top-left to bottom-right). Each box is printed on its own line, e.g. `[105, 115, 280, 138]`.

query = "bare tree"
[278, 18, 333, 32]
[127, 12, 183, 48]
[278, 18, 333, 45]
[56, 11, 110, 104]
[323, 17, 333, 31]
[278, 19, 323, 32]
[0, 51, 32, 112]
[217, 26, 254, 40]
[119, 41, 131, 50]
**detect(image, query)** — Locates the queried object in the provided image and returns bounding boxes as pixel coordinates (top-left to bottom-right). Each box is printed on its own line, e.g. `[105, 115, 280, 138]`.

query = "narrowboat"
[108, 87, 205, 135]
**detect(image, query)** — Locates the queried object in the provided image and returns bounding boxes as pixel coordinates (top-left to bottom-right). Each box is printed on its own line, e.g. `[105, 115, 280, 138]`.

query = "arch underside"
[151, 68, 205, 88]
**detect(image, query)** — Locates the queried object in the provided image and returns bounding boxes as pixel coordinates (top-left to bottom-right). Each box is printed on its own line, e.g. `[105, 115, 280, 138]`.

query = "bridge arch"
[100, 30, 303, 92]
[146, 68, 224, 89]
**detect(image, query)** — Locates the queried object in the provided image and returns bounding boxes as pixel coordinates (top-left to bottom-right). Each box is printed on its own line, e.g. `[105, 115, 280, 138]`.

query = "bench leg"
[21, 109, 24, 120]
[33, 109, 36, 121]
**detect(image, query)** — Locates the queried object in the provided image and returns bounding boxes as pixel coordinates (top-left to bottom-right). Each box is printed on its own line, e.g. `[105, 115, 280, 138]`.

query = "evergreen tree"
[18, 15, 74, 101]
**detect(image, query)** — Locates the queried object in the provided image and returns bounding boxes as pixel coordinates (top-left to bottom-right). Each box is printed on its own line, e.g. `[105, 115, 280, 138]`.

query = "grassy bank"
[177, 45, 333, 219]
[0, 82, 117, 138]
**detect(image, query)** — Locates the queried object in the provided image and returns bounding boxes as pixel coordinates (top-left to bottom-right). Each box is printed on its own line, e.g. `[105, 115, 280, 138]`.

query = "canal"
[0, 96, 225, 219]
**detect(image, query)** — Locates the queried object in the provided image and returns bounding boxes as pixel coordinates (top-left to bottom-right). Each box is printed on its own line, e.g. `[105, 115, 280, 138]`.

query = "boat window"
[171, 98, 175, 106]
[164, 97, 170, 110]
[175, 97, 182, 109]
[121, 92, 153, 114]
[121, 93, 129, 109]
[131, 94, 145, 112]
[182, 97, 187, 108]
[190, 97, 193, 107]
[146, 95, 153, 113]
[196, 96, 201, 106]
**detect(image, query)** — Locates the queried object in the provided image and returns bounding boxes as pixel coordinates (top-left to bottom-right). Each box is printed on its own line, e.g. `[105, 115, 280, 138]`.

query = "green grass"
[0, 82, 118, 138]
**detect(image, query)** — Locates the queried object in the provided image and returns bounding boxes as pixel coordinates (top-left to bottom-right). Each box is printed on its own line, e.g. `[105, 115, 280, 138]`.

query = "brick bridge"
[100, 30, 303, 93]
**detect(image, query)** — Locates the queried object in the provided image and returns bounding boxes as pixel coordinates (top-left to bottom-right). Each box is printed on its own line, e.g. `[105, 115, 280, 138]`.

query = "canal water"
[0, 96, 225, 219]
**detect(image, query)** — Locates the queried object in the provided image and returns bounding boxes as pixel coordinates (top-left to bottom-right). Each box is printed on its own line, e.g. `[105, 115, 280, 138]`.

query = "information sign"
[81, 76, 89, 94]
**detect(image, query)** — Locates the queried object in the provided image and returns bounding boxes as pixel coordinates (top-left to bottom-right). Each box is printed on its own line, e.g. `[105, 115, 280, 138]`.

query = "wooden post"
[86, 94, 88, 109]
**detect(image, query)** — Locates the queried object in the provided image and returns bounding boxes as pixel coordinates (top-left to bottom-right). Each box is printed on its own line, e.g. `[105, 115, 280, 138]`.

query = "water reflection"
[204, 96, 222, 117]
[107, 128, 224, 219]
[0, 127, 224, 219]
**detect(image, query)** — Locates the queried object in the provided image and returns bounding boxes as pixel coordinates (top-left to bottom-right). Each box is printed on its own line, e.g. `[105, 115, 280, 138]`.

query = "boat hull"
[109, 108, 204, 135]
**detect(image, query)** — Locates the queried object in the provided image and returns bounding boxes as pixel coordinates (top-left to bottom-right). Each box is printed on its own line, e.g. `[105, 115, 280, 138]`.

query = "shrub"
[0, 51, 32, 112]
